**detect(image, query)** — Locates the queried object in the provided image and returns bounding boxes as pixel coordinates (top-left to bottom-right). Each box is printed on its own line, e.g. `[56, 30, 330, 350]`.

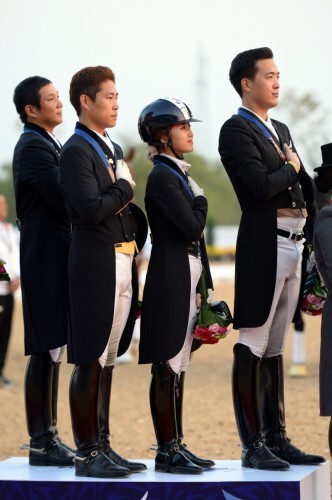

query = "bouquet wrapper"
[193, 268, 233, 344]
[301, 252, 327, 316]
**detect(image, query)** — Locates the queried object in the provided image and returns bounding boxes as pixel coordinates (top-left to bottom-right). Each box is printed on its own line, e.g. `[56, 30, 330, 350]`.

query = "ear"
[159, 133, 168, 146]
[241, 77, 252, 94]
[24, 104, 38, 120]
[79, 94, 90, 111]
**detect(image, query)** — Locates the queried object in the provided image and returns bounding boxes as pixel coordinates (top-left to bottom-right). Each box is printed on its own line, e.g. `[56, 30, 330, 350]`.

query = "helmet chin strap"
[165, 128, 184, 161]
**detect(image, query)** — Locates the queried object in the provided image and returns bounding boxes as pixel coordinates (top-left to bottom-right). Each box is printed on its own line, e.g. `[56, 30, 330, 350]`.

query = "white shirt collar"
[91, 128, 115, 155]
[46, 131, 61, 147]
[160, 153, 191, 173]
[241, 106, 278, 139]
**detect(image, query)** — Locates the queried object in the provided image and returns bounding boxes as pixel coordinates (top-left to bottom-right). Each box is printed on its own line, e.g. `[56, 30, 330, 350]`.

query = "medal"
[107, 157, 116, 182]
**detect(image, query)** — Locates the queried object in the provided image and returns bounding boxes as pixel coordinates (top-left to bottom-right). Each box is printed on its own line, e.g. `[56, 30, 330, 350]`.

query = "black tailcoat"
[60, 124, 142, 364]
[219, 112, 316, 329]
[12, 124, 71, 354]
[139, 156, 213, 364]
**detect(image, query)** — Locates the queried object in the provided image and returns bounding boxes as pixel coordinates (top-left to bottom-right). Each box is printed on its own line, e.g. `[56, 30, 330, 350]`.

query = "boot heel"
[29, 454, 47, 466]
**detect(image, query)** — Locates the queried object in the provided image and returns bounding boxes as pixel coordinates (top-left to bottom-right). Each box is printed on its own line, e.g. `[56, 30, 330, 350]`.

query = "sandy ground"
[0, 266, 329, 474]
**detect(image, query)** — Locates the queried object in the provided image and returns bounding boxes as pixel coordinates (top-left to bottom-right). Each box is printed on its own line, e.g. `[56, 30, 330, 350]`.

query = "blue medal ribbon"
[23, 128, 59, 153]
[74, 128, 117, 169]
[237, 108, 286, 162]
[154, 160, 194, 198]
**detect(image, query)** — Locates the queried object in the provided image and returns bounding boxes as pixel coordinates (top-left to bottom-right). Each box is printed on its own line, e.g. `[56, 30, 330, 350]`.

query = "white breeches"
[168, 255, 203, 374]
[99, 253, 133, 368]
[239, 217, 305, 358]
[49, 345, 66, 363]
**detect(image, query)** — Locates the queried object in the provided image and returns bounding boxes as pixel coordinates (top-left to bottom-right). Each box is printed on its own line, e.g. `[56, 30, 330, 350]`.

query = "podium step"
[0, 458, 330, 499]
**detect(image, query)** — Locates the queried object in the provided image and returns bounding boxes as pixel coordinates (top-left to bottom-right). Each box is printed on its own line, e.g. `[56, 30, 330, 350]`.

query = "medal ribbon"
[238, 108, 287, 162]
[74, 128, 117, 180]
[154, 160, 194, 198]
[23, 128, 59, 154]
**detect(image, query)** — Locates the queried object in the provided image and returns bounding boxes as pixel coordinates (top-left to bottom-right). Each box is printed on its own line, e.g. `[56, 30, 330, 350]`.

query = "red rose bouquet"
[136, 300, 143, 320]
[301, 265, 327, 316]
[192, 268, 233, 344]
[301, 249, 327, 316]
[0, 260, 10, 281]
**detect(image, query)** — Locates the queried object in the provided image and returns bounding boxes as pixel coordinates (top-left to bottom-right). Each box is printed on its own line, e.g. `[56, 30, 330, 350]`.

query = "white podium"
[0, 458, 330, 499]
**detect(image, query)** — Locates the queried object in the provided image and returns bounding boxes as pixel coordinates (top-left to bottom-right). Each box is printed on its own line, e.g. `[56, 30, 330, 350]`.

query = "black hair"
[13, 76, 52, 123]
[69, 66, 115, 116]
[229, 47, 274, 97]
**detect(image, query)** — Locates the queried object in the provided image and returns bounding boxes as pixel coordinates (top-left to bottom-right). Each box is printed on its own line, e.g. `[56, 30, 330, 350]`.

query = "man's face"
[84, 80, 119, 133]
[245, 58, 280, 112]
[27, 84, 63, 131]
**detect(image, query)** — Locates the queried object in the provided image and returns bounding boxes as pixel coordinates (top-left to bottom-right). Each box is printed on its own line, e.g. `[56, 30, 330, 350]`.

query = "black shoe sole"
[242, 461, 290, 471]
[75, 469, 130, 478]
[29, 458, 74, 466]
[155, 466, 203, 475]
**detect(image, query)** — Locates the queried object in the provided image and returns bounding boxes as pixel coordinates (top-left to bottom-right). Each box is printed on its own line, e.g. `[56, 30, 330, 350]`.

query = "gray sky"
[2, 0, 332, 165]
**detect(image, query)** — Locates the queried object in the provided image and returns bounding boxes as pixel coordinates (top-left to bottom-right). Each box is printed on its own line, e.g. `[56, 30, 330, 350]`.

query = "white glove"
[116, 159, 136, 189]
[188, 176, 204, 197]
[207, 288, 213, 304]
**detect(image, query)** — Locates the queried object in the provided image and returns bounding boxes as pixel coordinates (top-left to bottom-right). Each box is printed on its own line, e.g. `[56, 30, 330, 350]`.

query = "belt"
[277, 229, 304, 241]
[114, 241, 138, 255]
[187, 241, 200, 258]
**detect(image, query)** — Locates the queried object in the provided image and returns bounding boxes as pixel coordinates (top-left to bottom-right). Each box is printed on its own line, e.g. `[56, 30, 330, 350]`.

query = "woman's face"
[164, 122, 194, 156]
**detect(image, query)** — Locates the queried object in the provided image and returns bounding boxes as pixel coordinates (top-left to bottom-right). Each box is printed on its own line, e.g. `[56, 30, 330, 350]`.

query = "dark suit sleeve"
[146, 168, 207, 241]
[285, 128, 317, 241]
[60, 143, 133, 225]
[219, 119, 299, 200]
[19, 139, 67, 217]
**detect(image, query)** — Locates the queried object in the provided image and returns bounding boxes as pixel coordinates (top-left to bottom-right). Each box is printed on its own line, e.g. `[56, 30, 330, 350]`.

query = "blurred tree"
[0, 163, 16, 224]
[126, 144, 241, 227]
[1, 143, 242, 228]
[273, 89, 331, 174]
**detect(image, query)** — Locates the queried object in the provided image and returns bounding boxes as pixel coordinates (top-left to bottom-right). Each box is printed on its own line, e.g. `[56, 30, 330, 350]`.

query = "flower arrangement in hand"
[136, 300, 143, 320]
[0, 260, 10, 281]
[301, 266, 327, 316]
[301, 249, 327, 316]
[192, 268, 233, 344]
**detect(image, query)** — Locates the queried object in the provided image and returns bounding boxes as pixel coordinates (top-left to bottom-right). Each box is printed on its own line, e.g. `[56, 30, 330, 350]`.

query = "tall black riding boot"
[50, 361, 75, 454]
[150, 362, 203, 474]
[175, 371, 215, 468]
[70, 361, 129, 478]
[24, 353, 74, 466]
[328, 418, 332, 458]
[260, 355, 325, 465]
[232, 344, 289, 470]
[98, 365, 146, 472]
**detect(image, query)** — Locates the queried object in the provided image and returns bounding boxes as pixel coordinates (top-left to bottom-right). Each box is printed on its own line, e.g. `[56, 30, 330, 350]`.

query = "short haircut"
[229, 47, 274, 97]
[69, 66, 116, 116]
[13, 76, 52, 123]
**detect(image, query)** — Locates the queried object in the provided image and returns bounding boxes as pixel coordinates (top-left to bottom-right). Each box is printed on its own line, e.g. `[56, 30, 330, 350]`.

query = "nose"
[57, 98, 63, 108]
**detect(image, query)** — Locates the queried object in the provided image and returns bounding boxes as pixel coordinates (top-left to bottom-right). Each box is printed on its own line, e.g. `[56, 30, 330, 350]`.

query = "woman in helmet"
[138, 97, 214, 475]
